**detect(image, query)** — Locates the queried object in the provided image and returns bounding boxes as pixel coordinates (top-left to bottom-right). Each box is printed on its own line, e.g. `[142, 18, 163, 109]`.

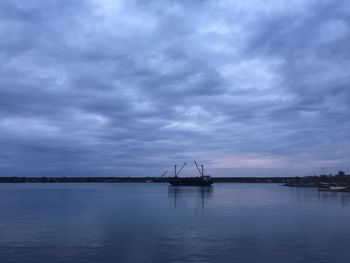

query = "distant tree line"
[0, 171, 348, 185]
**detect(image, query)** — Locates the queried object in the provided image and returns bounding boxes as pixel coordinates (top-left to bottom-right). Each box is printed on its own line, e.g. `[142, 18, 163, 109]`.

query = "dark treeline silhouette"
[0, 171, 348, 185]
[0, 176, 292, 183]
[283, 171, 350, 187]
[0, 177, 159, 183]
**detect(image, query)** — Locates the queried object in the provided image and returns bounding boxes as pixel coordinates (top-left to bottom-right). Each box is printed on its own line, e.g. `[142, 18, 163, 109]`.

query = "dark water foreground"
[1, 183, 350, 263]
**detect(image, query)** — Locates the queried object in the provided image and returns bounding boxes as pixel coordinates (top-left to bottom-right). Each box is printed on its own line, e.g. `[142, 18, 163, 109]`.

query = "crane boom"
[194, 161, 203, 176]
[176, 162, 187, 176]
[161, 171, 168, 177]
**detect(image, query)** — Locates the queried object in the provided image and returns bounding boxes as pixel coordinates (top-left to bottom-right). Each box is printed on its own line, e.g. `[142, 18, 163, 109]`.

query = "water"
[1, 183, 350, 263]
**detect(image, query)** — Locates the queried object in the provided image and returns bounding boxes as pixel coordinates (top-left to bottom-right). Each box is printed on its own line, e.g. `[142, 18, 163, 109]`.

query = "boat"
[318, 183, 349, 192]
[169, 161, 214, 186]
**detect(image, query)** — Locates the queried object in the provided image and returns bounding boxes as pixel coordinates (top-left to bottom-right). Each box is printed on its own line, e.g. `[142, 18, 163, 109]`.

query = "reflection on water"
[285, 186, 350, 207]
[1, 183, 350, 263]
[168, 186, 213, 207]
[317, 191, 350, 207]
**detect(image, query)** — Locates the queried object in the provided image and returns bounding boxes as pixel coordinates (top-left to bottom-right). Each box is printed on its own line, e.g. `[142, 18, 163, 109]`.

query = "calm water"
[1, 183, 350, 263]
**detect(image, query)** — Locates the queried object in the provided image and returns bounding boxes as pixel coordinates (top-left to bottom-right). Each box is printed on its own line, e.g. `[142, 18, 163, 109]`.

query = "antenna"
[194, 161, 203, 176]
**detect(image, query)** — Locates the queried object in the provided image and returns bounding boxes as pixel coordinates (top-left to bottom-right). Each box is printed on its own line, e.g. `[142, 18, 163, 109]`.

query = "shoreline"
[0, 176, 294, 184]
[0, 175, 348, 186]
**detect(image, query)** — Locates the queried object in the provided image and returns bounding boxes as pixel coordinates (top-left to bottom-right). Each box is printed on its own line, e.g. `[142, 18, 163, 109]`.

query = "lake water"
[1, 183, 350, 263]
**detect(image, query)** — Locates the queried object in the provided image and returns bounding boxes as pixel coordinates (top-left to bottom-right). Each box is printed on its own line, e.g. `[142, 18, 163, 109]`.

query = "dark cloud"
[0, 0, 349, 176]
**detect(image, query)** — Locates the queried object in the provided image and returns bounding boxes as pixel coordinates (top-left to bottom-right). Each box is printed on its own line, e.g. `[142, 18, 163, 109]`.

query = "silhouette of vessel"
[318, 183, 349, 192]
[169, 161, 214, 186]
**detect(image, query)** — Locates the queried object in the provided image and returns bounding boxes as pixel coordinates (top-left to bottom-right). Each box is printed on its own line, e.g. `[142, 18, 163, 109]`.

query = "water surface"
[1, 183, 350, 263]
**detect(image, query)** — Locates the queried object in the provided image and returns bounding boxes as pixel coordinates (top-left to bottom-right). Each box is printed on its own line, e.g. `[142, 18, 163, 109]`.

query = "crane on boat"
[160, 170, 168, 177]
[174, 163, 187, 177]
[194, 161, 204, 177]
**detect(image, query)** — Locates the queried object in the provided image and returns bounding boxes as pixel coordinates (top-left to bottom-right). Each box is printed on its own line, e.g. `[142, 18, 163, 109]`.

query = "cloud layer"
[1, 0, 350, 176]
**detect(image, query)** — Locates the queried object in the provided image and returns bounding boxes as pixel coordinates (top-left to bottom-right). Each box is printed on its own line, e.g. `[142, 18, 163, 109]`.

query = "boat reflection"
[168, 186, 213, 208]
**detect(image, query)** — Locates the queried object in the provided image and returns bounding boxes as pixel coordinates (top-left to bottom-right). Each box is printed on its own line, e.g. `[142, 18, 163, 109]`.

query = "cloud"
[0, 0, 349, 176]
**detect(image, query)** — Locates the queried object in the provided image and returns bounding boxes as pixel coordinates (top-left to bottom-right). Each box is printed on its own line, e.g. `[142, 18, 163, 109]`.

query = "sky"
[0, 0, 350, 177]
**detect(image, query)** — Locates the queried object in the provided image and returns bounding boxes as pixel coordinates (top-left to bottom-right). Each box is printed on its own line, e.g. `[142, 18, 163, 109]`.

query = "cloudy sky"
[1, 0, 349, 177]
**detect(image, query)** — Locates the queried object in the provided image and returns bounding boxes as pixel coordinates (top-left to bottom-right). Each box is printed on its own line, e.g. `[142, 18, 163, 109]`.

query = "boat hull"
[318, 187, 349, 192]
[169, 177, 213, 186]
